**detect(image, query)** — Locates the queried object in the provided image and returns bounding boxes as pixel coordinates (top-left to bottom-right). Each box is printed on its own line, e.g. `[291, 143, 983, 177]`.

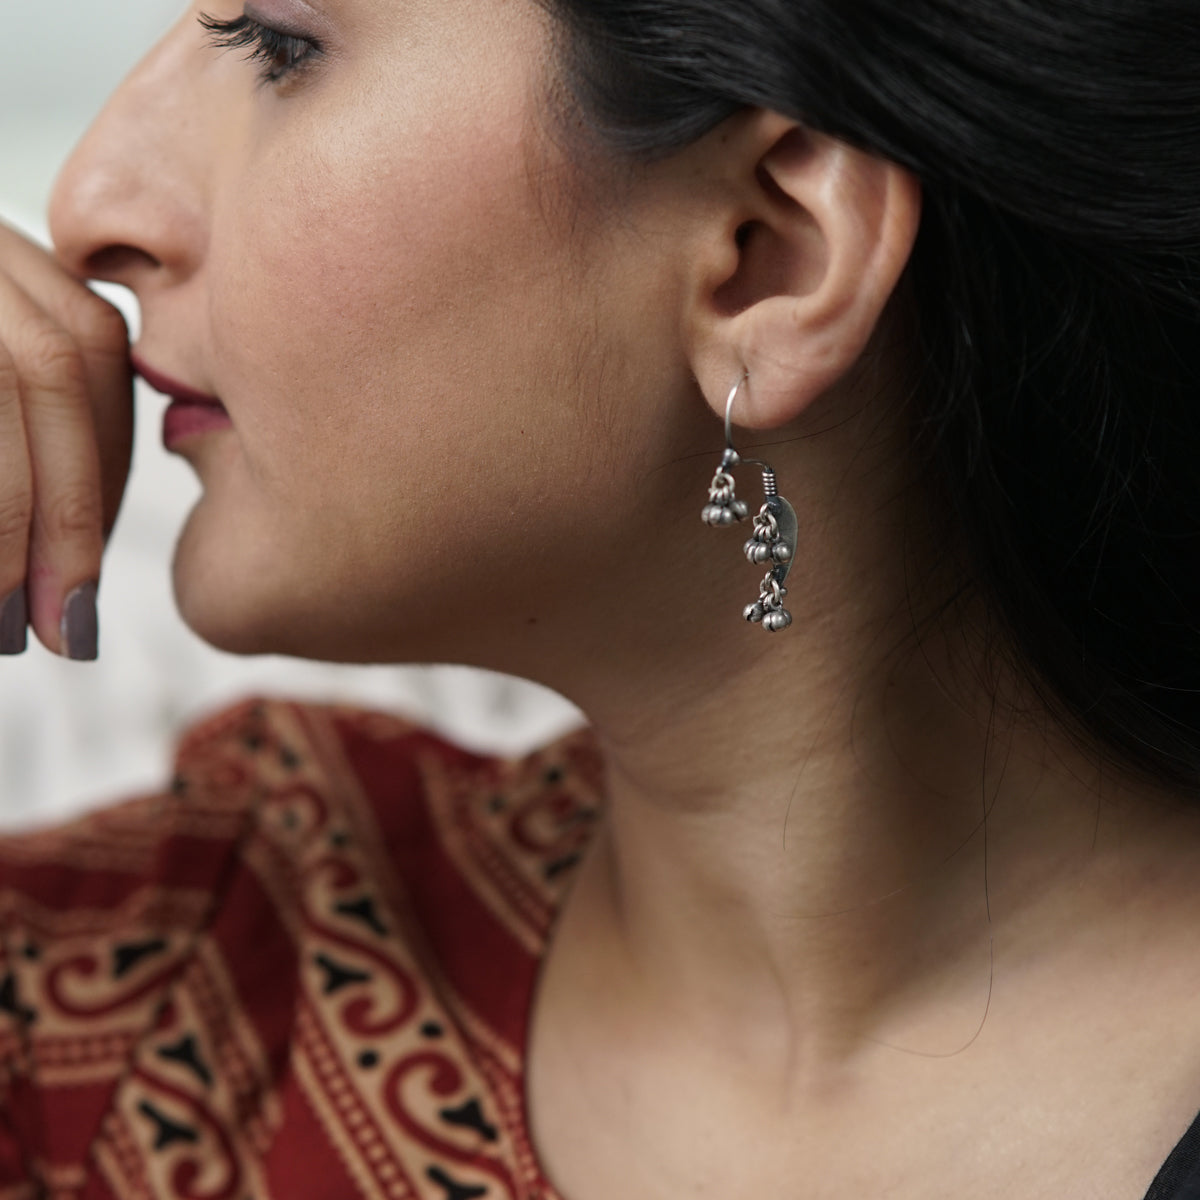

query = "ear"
[686, 111, 922, 429]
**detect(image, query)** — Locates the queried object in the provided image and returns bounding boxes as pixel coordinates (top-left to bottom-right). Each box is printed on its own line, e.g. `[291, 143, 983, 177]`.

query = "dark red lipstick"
[132, 355, 232, 450]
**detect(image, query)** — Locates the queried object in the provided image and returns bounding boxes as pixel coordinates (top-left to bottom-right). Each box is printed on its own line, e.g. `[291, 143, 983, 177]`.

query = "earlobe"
[690, 116, 922, 430]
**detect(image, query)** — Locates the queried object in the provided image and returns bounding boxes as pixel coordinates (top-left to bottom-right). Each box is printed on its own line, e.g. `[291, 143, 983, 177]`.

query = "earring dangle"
[700, 375, 798, 632]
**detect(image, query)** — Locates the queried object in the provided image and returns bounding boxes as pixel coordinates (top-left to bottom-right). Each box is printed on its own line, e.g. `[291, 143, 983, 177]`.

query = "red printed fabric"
[0, 700, 604, 1200]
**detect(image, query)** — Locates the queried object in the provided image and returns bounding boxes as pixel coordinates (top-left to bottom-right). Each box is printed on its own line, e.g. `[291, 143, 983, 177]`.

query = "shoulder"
[168, 695, 608, 915]
[0, 696, 609, 1043]
[0, 697, 607, 1194]
[0, 695, 607, 939]
[1, 693, 605, 841]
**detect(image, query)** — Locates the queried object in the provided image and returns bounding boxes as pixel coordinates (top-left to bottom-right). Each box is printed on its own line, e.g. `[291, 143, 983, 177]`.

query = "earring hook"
[722, 372, 774, 477]
[723, 374, 745, 457]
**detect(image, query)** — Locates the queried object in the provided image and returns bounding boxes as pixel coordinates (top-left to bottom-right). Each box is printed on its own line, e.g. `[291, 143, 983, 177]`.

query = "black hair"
[544, 0, 1200, 793]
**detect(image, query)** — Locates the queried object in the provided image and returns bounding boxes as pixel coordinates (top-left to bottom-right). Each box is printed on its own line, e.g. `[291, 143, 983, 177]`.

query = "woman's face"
[50, 0, 710, 672]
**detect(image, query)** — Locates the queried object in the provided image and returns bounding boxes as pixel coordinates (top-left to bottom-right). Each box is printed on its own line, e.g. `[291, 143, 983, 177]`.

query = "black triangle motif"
[0, 973, 36, 1024]
[544, 854, 581, 881]
[157, 1034, 214, 1088]
[313, 952, 372, 995]
[334, 896, 389, 938]
[137, 1100, 201, 1152]
[113, 939, 169, 979]
[438, 1097, 499, 1143]
[426, 1165, 489, 1200]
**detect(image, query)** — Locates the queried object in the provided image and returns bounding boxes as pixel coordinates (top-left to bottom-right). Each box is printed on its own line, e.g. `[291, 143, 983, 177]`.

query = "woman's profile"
[1, 1, 1199, 1197]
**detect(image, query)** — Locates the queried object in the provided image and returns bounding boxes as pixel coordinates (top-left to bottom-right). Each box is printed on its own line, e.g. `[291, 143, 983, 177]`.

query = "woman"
[1, 0, 1199, 1196]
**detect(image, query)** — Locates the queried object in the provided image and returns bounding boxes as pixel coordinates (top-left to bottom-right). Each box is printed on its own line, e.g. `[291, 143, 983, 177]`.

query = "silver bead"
[744, 601, 765, 623]
[763, 609, 793, 632]
[771, 541, 792, 563]
[732, 500, 749, 520]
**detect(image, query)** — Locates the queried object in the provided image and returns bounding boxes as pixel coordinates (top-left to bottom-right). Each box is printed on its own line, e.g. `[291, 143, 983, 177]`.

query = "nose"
[49, 11, 212, 296]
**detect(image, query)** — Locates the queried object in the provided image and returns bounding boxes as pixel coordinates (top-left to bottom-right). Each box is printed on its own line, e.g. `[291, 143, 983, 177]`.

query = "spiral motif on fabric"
[263, 782, 333, 847]
[301, 862, 421, 1036]
[130, 1065, 243, 1200]
[382, 1051, 519, 1194]
[509, 792, 588, 857]
[47, 950, 183, 1019]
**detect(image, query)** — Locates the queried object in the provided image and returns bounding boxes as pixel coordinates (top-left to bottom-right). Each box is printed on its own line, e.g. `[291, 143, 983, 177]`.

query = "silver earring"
[700, 375, 797, 632]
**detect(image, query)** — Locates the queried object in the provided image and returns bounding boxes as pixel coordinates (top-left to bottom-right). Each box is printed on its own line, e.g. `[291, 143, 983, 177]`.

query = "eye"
[199, 12, 322, 86]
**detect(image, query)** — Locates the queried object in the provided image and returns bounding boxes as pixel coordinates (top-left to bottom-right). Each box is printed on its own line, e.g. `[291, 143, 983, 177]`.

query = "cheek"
[222, 124, 524, 400]
[178, 93, 616, 655]
[217, 102, 514, 458]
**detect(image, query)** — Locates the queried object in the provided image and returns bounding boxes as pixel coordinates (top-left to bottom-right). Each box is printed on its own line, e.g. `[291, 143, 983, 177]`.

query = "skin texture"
[52, 0, 626, 661]
[3, 0, 1200, 1195]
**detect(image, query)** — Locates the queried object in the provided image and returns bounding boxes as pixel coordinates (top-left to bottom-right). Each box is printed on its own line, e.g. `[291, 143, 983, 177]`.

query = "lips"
[132, 355, 226, 409]
[132, 354, 233, 450]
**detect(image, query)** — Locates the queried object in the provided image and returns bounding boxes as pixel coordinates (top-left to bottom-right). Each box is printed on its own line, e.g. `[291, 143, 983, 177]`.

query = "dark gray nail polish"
[0, 588, 27, 655]
[61, 582, 99, 661]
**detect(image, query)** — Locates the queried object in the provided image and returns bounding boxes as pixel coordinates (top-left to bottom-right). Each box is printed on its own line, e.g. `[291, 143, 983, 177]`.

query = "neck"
[531, 412, 1170, 1081]
[578, 633, 1083, 1067]
[464, 361, 1186, 1089]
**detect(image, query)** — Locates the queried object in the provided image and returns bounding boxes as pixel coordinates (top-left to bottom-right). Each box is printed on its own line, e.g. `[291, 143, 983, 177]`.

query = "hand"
[0, 220, 134, 660]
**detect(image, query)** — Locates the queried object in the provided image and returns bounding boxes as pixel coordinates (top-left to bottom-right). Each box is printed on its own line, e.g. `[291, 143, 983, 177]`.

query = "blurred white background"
[0, 1, 585, 831]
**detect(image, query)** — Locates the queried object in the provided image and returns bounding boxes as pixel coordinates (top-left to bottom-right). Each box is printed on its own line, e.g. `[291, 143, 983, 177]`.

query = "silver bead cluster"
[743, 571, 793, 632]
[744, 508, 792, 567]
[701, 462, 749, 527]
[741, 507, 794, 631]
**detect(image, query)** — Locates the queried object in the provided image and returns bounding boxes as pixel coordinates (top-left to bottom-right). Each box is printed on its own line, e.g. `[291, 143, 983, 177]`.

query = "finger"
[0, 339, 33, 655]
[0, 272, 105, 660]
[0, 223, 132, 534]
[52, 291, 132, 537]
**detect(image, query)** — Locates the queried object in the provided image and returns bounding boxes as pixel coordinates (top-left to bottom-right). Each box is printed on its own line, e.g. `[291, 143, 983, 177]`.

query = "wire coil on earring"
[701, 375, 798, 632]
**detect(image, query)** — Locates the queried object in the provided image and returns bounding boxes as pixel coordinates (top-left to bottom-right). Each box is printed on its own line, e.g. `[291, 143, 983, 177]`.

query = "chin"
[165, 489, 527, 668]
[172, 570, 361, 661]
[168, 528, 433, 666]
[173, 569, 282, 657]
[169, 512, 299, 657]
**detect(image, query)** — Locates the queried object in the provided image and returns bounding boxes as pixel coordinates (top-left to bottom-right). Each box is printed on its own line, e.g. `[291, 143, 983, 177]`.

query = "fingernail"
[61, 582, 99, 661]
[0, 588, 27, 655]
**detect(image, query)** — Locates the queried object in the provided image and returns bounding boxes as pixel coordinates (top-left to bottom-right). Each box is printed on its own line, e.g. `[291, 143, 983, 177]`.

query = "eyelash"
[199, 13, 321, 85]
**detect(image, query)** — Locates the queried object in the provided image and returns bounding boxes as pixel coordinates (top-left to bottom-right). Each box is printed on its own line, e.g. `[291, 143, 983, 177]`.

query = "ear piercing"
[700, 375, 797, 632]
